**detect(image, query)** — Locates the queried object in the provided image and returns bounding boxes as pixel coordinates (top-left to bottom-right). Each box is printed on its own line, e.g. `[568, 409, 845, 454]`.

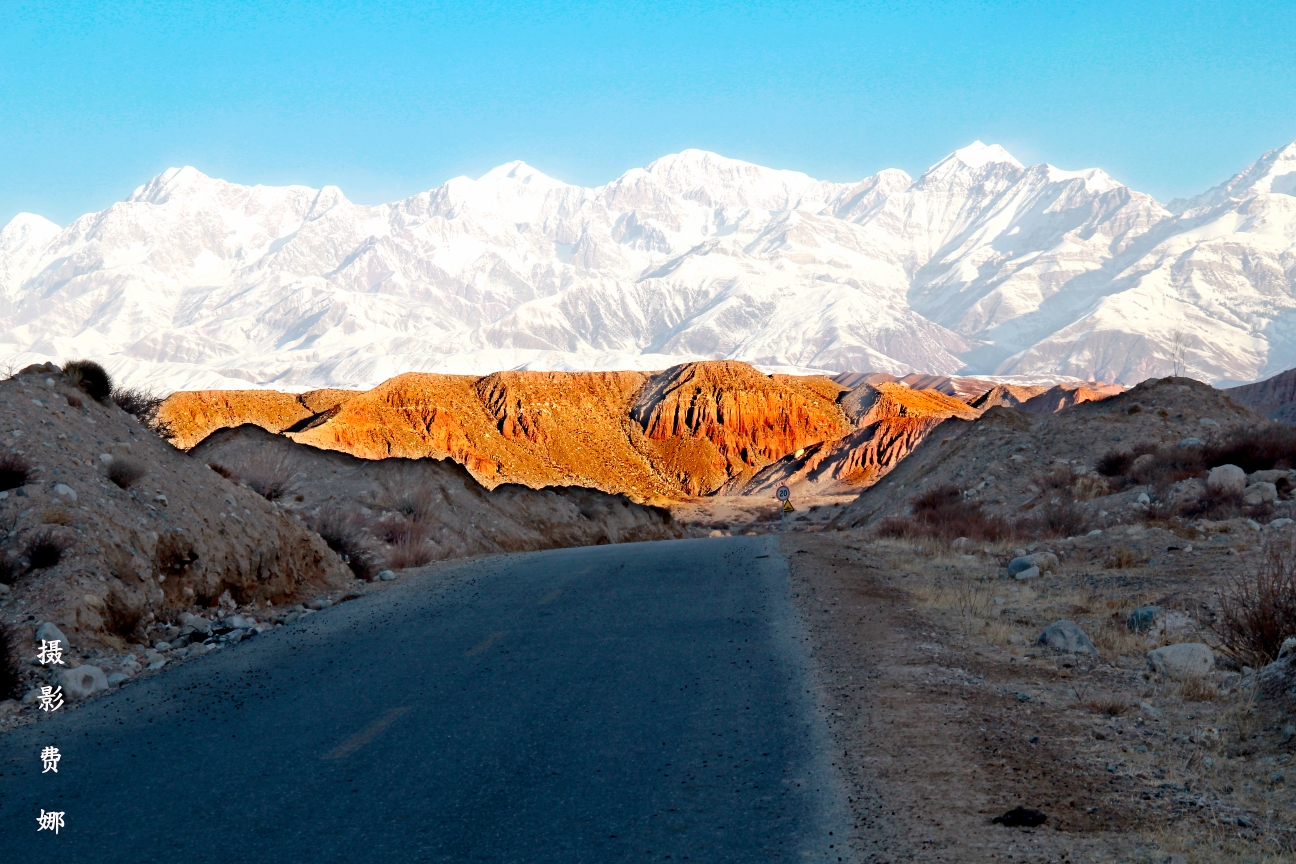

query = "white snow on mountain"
[4, 141, 1296, 392]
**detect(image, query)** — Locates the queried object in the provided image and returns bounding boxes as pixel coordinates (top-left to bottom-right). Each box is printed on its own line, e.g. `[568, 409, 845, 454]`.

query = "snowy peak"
[639, 149, 826, 212]
[127, 166, 226, 204]
[477, 160, 567, 190]
[950, 141, 1022, 170]
[0, 212, 61, 252]
[1170, 138, 1296, 213]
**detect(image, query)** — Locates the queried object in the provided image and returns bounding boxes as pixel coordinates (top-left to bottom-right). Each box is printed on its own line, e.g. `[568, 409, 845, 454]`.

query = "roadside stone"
[189, 642, 212, 657]
[1271, 518, 1294, 529]
[1136, 492, 1151, 505]
[1140, 701, 1162, 719]
[34, 621, 70, 650]
[0, 699, 19, 717]
[1249, 469, 1289, 484]
[1207, 464, 1246, 496]
[1037, 620, 1097, 657]
[1128, 606, 1163, 632]
[147, 659, 166, 670]
[1147, 643, 1214, 680]
[1243, 482, 1277, 506]
[106, 673, 129, 686]
[1014, 565, 1040, 581]
[305, 598, 331, 611]
[58, 665, 109, 699]
[153, 641, 171, 652]
[378, 570, 397, 581]
[1247, 519, 1262, 531]
[1087, 529, 1103, 537]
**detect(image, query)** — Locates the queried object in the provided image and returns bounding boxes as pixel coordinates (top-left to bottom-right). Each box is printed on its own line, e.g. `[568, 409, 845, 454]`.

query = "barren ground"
[780, 525, 1296, 863]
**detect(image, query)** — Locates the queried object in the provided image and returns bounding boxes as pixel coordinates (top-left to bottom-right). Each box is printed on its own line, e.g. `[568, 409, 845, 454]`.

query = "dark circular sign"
[776, 485, 790, 501]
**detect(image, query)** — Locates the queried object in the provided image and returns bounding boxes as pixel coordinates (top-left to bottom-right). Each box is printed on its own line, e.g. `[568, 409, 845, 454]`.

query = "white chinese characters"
[36, 686, 63, 713]
[35, 639, 65, 666]
[41, 746, 61, 773]
[37, 810, 65, 834]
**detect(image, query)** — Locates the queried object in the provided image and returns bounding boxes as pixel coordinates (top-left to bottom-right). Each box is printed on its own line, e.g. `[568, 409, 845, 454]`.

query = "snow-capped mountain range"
[4, 139, 1296, 392]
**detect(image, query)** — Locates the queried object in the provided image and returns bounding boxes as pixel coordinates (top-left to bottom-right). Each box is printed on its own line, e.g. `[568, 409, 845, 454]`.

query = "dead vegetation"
[878, 481, 1092, 543]
[62, 358, 113, 402]
[0, 452, 31, 491]
[106, 456, 147, 489]
[1210, 536, 1296, 668]
[308, 505, 379, 581]
[23, 529, 70, 570]
[0, 622, 21, 700]
[221, 450, 300, 501]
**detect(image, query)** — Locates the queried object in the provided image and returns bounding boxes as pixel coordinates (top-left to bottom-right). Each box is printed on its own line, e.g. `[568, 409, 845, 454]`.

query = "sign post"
[776, 485, 792, 531]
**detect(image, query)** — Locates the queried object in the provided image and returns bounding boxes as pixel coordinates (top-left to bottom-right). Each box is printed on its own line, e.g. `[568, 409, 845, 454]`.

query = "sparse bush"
[112, 387, 162, 421]
[878, 484, 1013, 543]
[1072, 473, 1110, 500]
[1095, 449, 1135, 478]
[0, 622, 22, 700]
[0, 452, 31, 491]
[1210, 536, 1296, 668]
[208, 463, 235, 481]
[377, 470, 440, 522]
[310, 505, 378, 580]
[106, 456, 147, 489]
[1105, 547, 1139, 569]
[1034, 465, 1075, 493]
[1178, 674, 1220, 703]
[227, 450, 299, 501]
[25, 529, 71, 570]
[1031, 500, 1090, 537]
[62, 359, 113, 402]
[1174, 488, 1247, 521]
[375, 515, 437, 570]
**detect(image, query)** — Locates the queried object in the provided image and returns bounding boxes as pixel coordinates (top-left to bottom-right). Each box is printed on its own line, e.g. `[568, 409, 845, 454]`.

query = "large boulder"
[1037, 620, 1097, 657]
[1147, 643, 1214, 680]
[58, 665, 109, 699]
[1207, 464, 1246, 496]
[1252, 638, 1296, 703]
[1242, 482, 1278, 506]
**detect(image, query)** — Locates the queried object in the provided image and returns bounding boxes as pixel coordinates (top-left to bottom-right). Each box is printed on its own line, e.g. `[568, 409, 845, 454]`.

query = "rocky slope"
[7, 141, 1296, 389]
[1226, 367, 1296, 424]
[162, 361, 855, 500]
[0, 363, 354, 662]
[834, 377, 1262, 530]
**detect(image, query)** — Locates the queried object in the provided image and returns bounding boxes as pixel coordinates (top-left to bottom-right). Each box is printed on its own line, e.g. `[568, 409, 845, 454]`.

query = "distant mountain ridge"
[5, 140, 1296, 392]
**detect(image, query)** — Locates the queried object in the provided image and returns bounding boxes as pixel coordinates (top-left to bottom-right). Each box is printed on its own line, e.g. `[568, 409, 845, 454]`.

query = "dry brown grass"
[1104, 546, 1139, 569]
[1091, 619, 1146, 658]
[0, 452, 32, 491]
[39, 507, 74, 526]
[1072, 473, 1110, 500]
[24, 529, 71, 570]
[1178, 674, 1221, 703]
[309, 505, 378, 580]
[233, 450, 299, 500]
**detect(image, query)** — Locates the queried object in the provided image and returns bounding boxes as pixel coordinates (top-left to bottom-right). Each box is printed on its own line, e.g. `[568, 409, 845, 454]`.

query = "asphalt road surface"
[1, 536, 857, 863]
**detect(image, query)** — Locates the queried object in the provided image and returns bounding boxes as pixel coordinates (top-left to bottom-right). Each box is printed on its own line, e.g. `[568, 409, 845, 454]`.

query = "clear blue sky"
[3, 0, 1295, 225]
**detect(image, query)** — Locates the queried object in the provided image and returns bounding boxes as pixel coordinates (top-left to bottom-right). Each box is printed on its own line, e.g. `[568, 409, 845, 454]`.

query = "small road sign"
[776, 485, 790, 502]
[782, 500, 794, 513]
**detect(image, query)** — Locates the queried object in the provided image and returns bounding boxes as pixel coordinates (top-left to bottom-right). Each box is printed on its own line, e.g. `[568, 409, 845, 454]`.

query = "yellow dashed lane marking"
[323, 706, 410, 760]
[465, 630, 507, 658]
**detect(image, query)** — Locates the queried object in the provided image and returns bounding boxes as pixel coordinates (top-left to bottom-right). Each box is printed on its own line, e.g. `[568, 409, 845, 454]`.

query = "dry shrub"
[25, 529, 71, 570]
[1210, 536, 1296, 667]
[0, 622, 21, 700]
[1177, 674, 1220, 703]
[1085, 696, 1129, 716]
[229, 450, 298, 501]
[106, 456, 147, 489]
[878, 484, 1013, 542]
[1072, 473, 1110, 500]
[112, 386, 162, 421]
[1033, 465, 1075, 493]
[377, 470, 440, 522]
[1174, 488, 1247, 521]
[1104, 547, 1139, 569]
[310, 505, 378, 580]
[0, 452, 32, 491]
[208, 463, 235, 481]
[1030, 499, 1090, 538]
[62, 359, 113, 402]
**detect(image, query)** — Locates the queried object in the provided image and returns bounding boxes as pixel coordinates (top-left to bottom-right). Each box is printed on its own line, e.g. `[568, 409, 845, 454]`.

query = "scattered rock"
[147, 659, 167, 671]
[1147, 643, 1214, 680]
[1014, 565, 1040, 581]
[1136, 492, 1151, 505]
[106, 673, 129, 687]
[52, 483, 77, 502]
[1207, 464, 1246, 496]
[1249, 469, 1289, 484]
[991, 806, 1047, 827]
[1087, 529, 1103, 537]
[1247, 519, 1262, 531]
[378, 570, 397, 581]
[58, 665, 109, 699]
[34, 622, 70, 650]
[1140, 701, 1162, 719]
[1128, 606, 1163, 632]
[153, 641, 172, 652]
[1178, 437, 1203, 447]
[1037, 620, 1097, 657]
[951, 536, 970, 551]
[1242, 482, 1277, 506]
[1271, 518, 1293, 529]
[1008, 552, 1058, 575]
[1199, 418, 1219, 429]
[305, 598, 332, 611]
[189, 642, 213, 657]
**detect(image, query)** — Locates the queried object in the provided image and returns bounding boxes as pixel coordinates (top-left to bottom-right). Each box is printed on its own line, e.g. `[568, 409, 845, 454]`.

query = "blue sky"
[3, 0, 1294, 225]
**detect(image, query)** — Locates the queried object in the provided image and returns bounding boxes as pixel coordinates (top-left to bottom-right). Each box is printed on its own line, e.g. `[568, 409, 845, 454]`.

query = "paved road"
[1, 536, 855, 863]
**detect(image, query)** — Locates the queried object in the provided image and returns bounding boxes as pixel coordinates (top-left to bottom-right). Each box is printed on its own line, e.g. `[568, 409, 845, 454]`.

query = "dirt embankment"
[192, 425, 687, 565]
[0, 363, 354, 659]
